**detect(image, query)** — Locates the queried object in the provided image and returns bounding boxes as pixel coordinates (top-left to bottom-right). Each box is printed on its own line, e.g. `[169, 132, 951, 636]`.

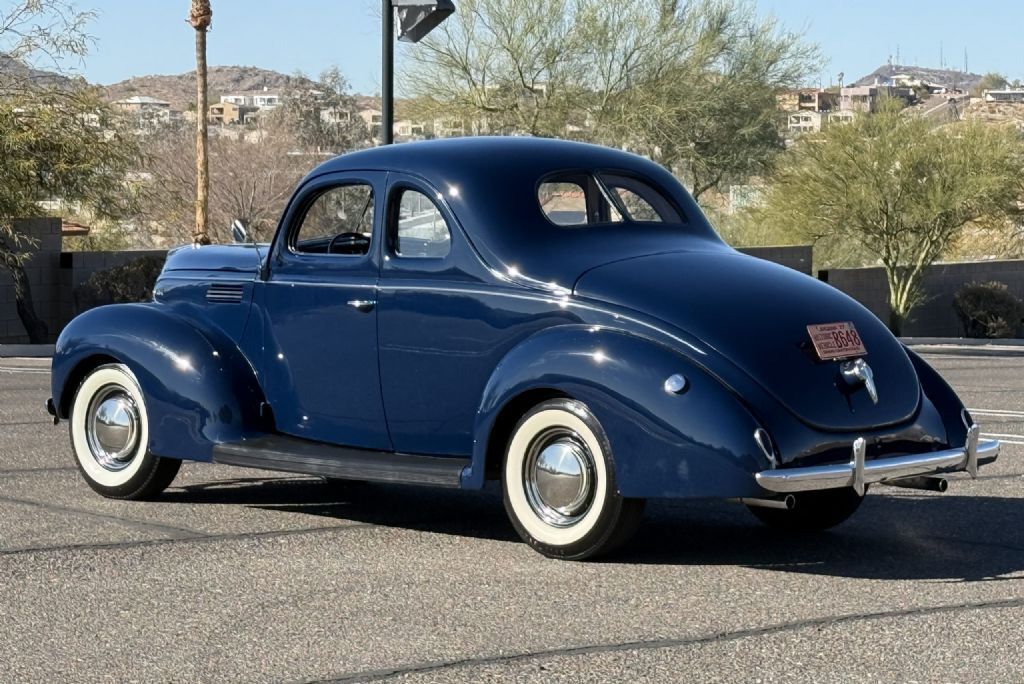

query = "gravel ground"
[0, 352, 1021, 683]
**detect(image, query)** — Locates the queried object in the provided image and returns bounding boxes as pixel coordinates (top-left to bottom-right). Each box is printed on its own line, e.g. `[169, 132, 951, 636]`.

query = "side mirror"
[231, 219, 249, 244]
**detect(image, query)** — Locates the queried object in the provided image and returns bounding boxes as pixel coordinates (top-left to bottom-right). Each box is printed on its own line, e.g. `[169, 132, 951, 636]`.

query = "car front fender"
[52, 303, 266, 461]
[467, 325, 768, 498]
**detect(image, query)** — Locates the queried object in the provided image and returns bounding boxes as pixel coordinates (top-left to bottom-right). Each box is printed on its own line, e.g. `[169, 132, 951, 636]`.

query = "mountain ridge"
[102, 65, 320, 110]
[853, 63, 984, 92]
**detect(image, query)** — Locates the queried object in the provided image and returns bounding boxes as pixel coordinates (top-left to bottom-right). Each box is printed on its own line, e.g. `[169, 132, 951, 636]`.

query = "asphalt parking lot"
[1, 352, 1022, 682]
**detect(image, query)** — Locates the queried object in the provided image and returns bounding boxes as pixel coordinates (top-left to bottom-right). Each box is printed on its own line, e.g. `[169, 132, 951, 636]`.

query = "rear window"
[538, 172, 682, 226]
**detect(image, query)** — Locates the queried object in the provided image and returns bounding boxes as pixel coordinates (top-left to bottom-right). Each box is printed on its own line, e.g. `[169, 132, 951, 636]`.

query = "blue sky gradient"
[68, 0, 1023, 94]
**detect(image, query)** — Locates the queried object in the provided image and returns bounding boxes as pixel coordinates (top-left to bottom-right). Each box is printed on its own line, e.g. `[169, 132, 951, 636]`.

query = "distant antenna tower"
[940, 41, 944, 69]
[964, 48, 968, 73]
[896, 44, 901, 66]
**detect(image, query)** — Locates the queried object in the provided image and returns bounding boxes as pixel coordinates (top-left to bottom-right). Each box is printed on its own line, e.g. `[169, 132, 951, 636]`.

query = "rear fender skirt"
[52, 303, 267, 461]
[468, 325, 767, 498]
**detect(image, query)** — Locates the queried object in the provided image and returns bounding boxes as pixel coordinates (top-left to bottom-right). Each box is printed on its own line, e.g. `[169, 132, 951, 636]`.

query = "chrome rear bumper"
[756, 425, 999, 495]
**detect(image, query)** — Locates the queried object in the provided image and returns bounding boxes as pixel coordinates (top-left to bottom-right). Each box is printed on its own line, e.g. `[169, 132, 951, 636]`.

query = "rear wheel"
[502, 398, 645, 560]
[69, 363, 180, 500]
[747, 487, 866, 532]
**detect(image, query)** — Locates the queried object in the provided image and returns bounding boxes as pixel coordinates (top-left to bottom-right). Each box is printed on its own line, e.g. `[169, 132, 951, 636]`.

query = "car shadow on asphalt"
[163, 476, 1024, 582]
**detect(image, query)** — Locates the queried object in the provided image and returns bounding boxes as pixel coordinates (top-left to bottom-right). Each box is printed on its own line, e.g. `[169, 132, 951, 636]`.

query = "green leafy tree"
[403, 0, 818, 199]
[746, 102, 1024, 334]
[973, 72, 1009, 97]
[1, 1, 141, 342]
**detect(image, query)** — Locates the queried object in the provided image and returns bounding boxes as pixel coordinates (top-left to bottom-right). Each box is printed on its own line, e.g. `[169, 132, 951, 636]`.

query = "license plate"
[806, 322, 867, 361]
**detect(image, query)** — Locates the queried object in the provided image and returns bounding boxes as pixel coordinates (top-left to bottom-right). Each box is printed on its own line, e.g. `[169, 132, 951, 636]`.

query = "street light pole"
[381, 0, 395, 145]
[379, 0, 456, 146]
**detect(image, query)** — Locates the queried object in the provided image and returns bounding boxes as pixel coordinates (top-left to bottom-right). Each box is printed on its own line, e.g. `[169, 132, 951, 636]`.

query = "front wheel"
[502, 398, 645, 560]
[69, 363, 180, 500]
[747, 487, 866, 532]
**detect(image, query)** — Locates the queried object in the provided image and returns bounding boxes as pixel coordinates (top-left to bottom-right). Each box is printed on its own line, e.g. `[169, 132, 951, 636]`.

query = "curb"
[0, 344, 55, 358]
[901, 337, 1024, 347]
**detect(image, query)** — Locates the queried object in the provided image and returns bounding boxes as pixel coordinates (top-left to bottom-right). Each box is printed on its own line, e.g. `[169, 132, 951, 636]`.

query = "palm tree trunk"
[190, 1, 212, 245]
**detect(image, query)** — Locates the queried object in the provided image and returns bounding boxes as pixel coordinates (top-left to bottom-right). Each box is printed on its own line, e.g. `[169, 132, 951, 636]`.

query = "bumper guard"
[756, 425, 999, 495]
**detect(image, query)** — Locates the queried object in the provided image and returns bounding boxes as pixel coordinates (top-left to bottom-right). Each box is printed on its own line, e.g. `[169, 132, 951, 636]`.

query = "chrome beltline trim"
[755, 425, 999, 494]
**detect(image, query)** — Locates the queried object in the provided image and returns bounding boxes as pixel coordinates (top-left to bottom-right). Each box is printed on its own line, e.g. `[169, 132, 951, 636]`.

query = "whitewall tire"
[69, 363, 180, 499]
[502, 398, 645, 560]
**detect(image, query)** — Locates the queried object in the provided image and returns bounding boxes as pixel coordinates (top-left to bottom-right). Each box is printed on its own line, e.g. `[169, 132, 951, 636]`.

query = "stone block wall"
[0, 217, 168, 344]
[739, 245, 814, 275]
[823, 260, 1024, 336]
[0, 218, 64, 344]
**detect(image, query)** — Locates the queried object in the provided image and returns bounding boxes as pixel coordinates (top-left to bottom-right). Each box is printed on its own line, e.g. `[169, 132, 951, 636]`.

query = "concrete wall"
[823, 260, 1024, 336]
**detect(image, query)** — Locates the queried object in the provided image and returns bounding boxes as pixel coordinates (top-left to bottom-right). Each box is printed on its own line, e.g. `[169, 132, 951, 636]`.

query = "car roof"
[305, 137, 726, 286]
[312, 136, 657, 178]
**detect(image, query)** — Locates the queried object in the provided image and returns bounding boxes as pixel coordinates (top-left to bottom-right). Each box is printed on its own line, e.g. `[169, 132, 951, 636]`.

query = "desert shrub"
[73, 255, 166, 313]
[953, 281, 1024, 339]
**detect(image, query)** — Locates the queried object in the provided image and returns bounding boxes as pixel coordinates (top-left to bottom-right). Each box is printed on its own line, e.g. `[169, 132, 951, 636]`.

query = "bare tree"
[188, 0, 212, 245]
[278, 67, 368, 154]
[140, 120, 318, 245]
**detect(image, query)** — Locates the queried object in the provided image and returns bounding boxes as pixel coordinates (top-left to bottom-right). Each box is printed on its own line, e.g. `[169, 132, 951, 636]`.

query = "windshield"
[537, 171, 685, 227]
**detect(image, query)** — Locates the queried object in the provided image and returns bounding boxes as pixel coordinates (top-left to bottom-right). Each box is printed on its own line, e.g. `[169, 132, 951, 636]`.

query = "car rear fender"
[467, 325, 768, 498]
[52, 303, 267, 461]
[904, 346, 965, 445]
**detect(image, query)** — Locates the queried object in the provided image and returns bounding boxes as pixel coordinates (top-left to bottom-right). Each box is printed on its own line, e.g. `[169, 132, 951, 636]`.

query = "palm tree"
[188, 0, 212, 245]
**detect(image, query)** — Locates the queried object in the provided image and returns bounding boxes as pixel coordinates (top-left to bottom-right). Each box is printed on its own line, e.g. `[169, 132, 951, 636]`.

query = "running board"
[212, 435, 468, 488]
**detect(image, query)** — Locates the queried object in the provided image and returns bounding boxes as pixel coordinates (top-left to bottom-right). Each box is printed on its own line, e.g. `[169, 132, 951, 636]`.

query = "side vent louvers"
[206, 283, 245, 304]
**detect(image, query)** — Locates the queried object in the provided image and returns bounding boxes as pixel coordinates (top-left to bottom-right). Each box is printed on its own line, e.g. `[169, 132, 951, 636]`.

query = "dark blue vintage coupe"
[49, 137, 999, 559]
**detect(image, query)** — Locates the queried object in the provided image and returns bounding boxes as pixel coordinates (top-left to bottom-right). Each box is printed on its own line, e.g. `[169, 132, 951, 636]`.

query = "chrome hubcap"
[86, 387, 140, 471]
[524, 429, 595, 527]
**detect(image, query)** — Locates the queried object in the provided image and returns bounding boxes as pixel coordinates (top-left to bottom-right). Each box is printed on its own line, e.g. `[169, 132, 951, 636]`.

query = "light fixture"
[393, 0, 456, 43]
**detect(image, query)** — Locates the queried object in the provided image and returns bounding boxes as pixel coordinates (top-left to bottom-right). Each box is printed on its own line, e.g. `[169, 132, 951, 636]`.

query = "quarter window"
[392, 189, 451, 258]
[538, 181, 588, 226]
[294, 184, 374, 255]
[537, 172, 683, 226]
[600, 173, 681, 223]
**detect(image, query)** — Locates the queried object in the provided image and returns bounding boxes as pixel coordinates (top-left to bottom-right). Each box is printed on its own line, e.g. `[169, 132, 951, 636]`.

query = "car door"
[377, 174, 563, 457]
[261, 171, 391, 450]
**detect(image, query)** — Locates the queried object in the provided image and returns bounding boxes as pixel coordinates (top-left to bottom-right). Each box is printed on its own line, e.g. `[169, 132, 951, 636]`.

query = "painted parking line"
[983, 437, 1024, 446]
[969, 408, 1024, 417]
[0, 365, 49, 375]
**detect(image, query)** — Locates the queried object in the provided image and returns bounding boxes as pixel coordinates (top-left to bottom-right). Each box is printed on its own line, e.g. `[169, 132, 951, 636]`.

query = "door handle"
[347, 299, 376, 312]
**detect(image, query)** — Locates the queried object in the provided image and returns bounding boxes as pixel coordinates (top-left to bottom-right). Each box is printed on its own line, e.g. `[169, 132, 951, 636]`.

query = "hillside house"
[208, 101, 257, 125]
[787, 111, 826, 134]
[220, 90, 282, 110]
[983, 89, 1024, 104]
[113, 96, 174, 126]
[839, 85, 915, 112]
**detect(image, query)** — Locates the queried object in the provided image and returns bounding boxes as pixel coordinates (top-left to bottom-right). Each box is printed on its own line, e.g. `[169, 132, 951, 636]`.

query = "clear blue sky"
[68, 0, 1024, 93]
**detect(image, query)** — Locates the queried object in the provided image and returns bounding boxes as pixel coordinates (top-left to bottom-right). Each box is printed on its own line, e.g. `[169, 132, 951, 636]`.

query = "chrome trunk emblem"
[840, 358, 878, 404]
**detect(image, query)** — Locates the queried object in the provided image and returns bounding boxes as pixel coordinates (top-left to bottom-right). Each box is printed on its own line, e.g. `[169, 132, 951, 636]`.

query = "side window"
[392, 188, 451, 258]
[294, 183, 374, 255]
